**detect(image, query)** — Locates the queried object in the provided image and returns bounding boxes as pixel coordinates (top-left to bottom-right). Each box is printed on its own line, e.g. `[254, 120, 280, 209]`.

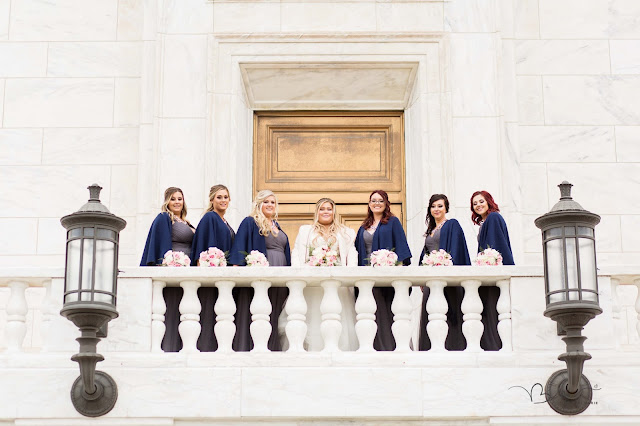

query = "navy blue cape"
[140, 213, 173, 266]
[190, 211, 234, 266]
[228, 217, 291, 266]
[418, 218, 471, 266]
[478, 212, 514, 265]
[355, 216, 412, 266]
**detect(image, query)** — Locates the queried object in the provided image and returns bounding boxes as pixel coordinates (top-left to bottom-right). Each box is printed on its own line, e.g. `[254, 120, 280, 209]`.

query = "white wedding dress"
[278, 225, 359, 351]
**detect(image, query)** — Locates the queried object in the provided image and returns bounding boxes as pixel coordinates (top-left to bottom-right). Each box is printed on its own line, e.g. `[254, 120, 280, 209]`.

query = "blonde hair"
[161, 187, 190, 225]
[251, 190, 279, 236]
[205, 184, 230, 213]
[312, 198, 346, 246]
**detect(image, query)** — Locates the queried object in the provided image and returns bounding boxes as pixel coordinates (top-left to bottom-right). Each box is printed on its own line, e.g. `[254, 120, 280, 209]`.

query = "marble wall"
[0, 0, 638, 268]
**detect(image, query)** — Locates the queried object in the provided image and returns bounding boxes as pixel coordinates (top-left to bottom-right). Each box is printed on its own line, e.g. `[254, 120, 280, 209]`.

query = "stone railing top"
[1, 265, 637, 287]
[120, 265, 539, 286]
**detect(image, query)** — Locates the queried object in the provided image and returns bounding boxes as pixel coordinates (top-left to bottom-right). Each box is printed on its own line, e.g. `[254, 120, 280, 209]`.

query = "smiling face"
[211, 189, 230, 215]
[430, 198, 447, 222]
[472, 194, 489, 219]
[317, 201, 335, 226]
[168, 191, 184, 216]
[369, 193, 386, 216]
[261, 195, 277, 218]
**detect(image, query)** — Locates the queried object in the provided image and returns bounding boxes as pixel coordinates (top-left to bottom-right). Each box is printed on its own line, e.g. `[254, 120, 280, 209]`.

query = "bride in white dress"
[279, 198, 359, 351]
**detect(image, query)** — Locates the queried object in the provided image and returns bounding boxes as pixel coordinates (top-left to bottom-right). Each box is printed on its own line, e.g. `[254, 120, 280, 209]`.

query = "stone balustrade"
[1, 266, 639, 354]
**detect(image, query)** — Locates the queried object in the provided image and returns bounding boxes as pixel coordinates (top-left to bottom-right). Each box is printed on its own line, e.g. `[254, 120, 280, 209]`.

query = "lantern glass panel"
[96, 228, 116, 240]
[81, 238, 95, 301]
[546, 238, 565, 303]
[94, 239, 116, 304]
[83, 227, 95, 237]
[565, 237, 580, 300]
[564, 226, 576, 236]
[579, 237, 598, 302]
[578, 227, 594, 237]
[69, 228, 82, 238]
[544, 227, 563, 239]
[65, 239, 81, 303]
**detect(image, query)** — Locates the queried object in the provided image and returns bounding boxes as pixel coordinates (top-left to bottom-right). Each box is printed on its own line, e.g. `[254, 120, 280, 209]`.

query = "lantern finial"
[88, 184, 102, 202]
[558, 181, 573, 200]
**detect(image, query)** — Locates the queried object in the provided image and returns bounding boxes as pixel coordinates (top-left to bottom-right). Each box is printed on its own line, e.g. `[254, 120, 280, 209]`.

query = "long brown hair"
[425, 194, 449, 236]
[470, 190, 500, 225]
[361, 189, 394, 230]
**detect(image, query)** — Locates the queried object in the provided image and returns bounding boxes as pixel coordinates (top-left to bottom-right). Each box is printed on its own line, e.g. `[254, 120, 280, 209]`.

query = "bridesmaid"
[140, 186, 195, 352]
[190, 184, 236, 352]
[417, 194, 471, 351]
[354, 189, 411, 351]
[471, 190, 514, 351]
[229, 189, 291, 351]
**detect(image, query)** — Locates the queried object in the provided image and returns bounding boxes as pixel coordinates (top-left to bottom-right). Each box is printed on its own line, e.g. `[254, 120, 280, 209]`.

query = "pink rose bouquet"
[198, 247, 227, 267]
[306, 244, 340, 267]
[421, 249, 453, 266]
[245, 250, 269, 267]
[162, 250, 190, 267]
[474, 248, 503, 266]
[369, 249, 399, 267]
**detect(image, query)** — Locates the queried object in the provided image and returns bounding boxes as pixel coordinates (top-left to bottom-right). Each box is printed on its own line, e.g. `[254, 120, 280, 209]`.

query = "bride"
[279, 198, 359, 351]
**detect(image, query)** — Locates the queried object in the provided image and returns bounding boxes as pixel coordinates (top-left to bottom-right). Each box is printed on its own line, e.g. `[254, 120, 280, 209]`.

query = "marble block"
[520, 163, 548, 215]
[0, 218, 38, 255]
[0, 129, 43, 165]
[543, 76, 640, 125]
[515, 40, 610, 75]
[10, 0, 118, 41]
[377, 1, 444, 32]
[42, 128, 138, 165]
[162, 0, 213, 34]
[615, 126, 640, 162]
[36, 218, 66, 255]
[445, 0, 496, 33]
[4, 78, 114, 128]
[0, 42, 47, 77]
[281, 3, 376, 32]
[47, 42, 142, 77]
[0, 0, 8, 39]
[611, 40, 640, 75]
[514, 0, 540, 39]
[213, 2, 280, 33]
[109, 165, 139, 218]
[519, 126, 616, 162]
[161, 35, 207, 118]
[620, 215, 640, 253]
[114, 77, 141, 126]
[516, 76, 543, 125]
[117, 0, 144, 41]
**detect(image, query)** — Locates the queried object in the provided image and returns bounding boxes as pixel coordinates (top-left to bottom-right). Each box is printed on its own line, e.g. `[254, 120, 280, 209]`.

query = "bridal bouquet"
[369, 249, 399, 267]
[245, 250, 269, 267]
[421, 249, 453, 266]
[474, 248, 503, 266]
[307, 244, 339, 267]
[198, 247, 227, 267]
[162, 250, 190, 267]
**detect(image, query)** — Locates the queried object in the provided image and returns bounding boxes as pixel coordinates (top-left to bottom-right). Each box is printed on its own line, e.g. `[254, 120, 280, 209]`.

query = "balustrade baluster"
[320, 280, 342, 352]
[284, 280, 307, 352]
[425, 280, 448, 351]
[214, 281, 236, 353]
[151, 280, 167, 353]
[40, 279, 55, 352]
[178, 280, 201, 353]
[250, 280, 272, 352]
[5, 281, 29, 352]
[461, 279, 483, 352]
[496, 279, 512, 352]
[635, 279, 640, 338]
[355, 280, 376, 352]
[391, 280, 412, 352]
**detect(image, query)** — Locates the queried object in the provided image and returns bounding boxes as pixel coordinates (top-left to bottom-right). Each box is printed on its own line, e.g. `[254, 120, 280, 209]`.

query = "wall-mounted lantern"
[60, 184, 126, 417]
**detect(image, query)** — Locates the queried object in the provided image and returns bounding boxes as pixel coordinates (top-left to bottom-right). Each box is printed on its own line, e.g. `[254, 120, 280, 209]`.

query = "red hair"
[361, 189, 394, 230]
[470, 190, 500, 225]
